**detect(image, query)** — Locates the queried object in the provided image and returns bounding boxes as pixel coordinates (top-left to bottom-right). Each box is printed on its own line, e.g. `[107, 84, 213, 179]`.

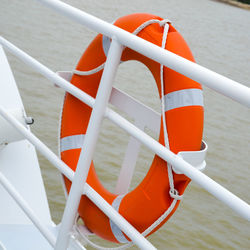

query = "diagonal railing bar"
[54, 39, 134, 250]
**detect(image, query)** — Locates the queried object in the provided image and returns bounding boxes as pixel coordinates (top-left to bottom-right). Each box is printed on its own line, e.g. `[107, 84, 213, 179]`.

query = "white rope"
[73, 63, 105, 76]
[74, 18, 183, 249]
[74, 223, 133, 250]
[74, 199, 178, 250]
[73, 19, 171, 76]
[159, 23, 172, 191]
[132, 19, 171, 36]
[74, 198, 178, 250]
[141, 198, 178, 237]
[159, 21, 183, 202]
[73, 216, 133, 250]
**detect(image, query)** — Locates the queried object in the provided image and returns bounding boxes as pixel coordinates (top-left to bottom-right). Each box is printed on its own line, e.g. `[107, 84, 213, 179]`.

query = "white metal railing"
[0, 0, 249, 249]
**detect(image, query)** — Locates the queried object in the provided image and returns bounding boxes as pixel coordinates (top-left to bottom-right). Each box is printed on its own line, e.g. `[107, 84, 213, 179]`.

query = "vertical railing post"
[55, 38, 123, 250]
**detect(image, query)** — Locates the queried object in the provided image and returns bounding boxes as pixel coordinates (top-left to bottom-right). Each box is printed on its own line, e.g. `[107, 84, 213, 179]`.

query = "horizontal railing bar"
[0, 106, 154, 249]
[0, 171, 56, 247]
[36, 0, 250, 108]
[0, 38, 249, 221]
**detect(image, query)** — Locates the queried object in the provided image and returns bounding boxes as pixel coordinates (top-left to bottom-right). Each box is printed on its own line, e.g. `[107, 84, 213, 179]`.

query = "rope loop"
[169, 188, 183, 200]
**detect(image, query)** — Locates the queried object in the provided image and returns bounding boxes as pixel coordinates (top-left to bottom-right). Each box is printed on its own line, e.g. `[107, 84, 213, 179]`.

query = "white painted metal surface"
[0, 108, 26, 146]
[0, 46, 51, 225]
[0, 224, 53, 250]
[0, 0, 249, 249]
[0, 46, 54, 249]
[0, 171, 56, 247]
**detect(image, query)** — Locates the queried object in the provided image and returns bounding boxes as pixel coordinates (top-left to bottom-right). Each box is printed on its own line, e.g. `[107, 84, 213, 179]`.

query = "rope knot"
[169, 188, 183, 200]
[159, 19, 171, 27]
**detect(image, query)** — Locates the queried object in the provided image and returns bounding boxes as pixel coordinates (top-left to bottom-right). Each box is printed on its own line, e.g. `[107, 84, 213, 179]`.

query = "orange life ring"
[60, 13, 204, 243]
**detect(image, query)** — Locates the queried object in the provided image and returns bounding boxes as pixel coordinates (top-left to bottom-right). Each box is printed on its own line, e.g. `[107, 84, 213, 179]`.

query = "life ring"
[60, 13, 204, 243]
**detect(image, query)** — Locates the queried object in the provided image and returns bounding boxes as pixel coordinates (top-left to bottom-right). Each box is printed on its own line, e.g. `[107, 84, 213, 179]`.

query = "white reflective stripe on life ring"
[164, 88, 203, 112]
[60, 134, 85, 152]
[109, 195, 129, 243]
